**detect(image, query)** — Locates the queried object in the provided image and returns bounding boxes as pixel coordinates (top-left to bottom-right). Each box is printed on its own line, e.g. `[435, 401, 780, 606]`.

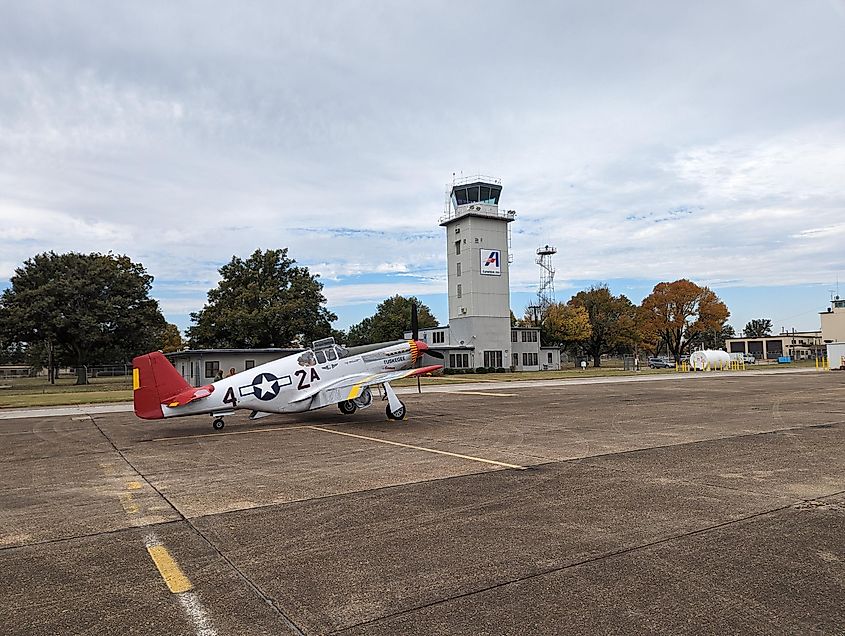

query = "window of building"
[455, 226, 460, 234]
[456, 262, 461, 277]
[457, 284, 462, 298]
[449, 353, 469, 368]
[432, 331, 445, 344]
[522, 353, 538, 366]
[181, 364, 185, 377]
[548, 352, 553, 364]
[522, 330, 538, 342]
[455, 240, 461, 255]
[245, 360, 255, 370]
[511, 330, 517, 342]
[483, 351, 503, 368]
[204, 361, 220, 379]
[512, 353, 518, 368]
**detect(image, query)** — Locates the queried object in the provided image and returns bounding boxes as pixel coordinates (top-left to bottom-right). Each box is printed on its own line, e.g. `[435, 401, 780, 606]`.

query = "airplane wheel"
[212, 418, 225, 430]
[338, 400, 358, 415]
[386, 402, 406, 420]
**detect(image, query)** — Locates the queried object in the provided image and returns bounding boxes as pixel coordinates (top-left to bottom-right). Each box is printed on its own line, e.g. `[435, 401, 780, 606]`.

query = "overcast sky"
[2, 1, 844, 335]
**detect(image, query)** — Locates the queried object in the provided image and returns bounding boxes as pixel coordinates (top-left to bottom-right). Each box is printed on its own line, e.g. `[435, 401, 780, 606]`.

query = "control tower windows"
[455, 240, 461, 255]
[451, 182, 502, 207]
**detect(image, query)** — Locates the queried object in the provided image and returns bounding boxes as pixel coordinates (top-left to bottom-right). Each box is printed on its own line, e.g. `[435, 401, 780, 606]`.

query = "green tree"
[744, 318, 773, 338]
[187, 248, 337, 348]
[568, 285, 638, 367]
[159, 323, 184, 353]
[639, 279, 730, 362]
[1, 252, 166, 384]
[345, 295, 437, 346]
[541, 303, 592, 349]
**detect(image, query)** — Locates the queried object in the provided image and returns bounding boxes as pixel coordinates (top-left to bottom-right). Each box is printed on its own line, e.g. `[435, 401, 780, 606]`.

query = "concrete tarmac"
[1, 371, 843, 634]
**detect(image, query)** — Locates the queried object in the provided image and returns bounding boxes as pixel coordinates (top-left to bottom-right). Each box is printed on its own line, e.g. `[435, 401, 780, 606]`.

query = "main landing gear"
[338, 400, 357, 415]
[338, 386, 374, 416]
[386, 401, 406, 420]
[212, 418, 225, 430]
[382, 382, 406, 421]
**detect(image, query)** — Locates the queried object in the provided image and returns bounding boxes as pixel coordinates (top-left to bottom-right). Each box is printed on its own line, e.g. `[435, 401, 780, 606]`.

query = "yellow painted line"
[147, 545, 194, 593]
[119, 493, 139, 514]
[307, 426, 527, 470]
[133, 368, 140, 390]
[445, 391, 519, 397]
[127, 481, 143, 490]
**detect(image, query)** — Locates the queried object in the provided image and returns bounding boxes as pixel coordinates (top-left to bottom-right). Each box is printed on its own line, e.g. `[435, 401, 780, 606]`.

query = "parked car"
[648, 357, 674, 368]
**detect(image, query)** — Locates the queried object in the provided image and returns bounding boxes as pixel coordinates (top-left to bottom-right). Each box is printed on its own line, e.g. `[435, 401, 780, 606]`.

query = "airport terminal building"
[405, 177, 561, 371]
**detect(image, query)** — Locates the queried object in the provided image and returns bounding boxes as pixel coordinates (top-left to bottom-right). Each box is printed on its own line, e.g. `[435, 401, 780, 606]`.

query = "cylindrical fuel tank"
[689, 349, 731, 371]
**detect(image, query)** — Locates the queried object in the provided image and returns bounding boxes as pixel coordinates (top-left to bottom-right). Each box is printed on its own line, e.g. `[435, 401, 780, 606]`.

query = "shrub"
[475, 367, 488, 374]
[495, 367, 506, 373]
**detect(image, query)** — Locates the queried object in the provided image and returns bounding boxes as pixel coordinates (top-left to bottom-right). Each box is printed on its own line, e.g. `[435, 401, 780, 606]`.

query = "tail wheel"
[212, 418, 225, 430]
[338, 400, 358, 415]
[386, 402, 406, 420]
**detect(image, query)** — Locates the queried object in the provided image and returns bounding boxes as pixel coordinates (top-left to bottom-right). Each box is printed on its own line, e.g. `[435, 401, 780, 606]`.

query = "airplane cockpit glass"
[326, 348, 337, 361]
[315, 350, 327, 364]
[335, 345, 350, 358]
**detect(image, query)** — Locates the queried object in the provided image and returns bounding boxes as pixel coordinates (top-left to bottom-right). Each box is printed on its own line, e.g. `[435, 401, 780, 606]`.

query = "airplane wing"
[289, 365, 442, 405]
[163, 384, 214, 408]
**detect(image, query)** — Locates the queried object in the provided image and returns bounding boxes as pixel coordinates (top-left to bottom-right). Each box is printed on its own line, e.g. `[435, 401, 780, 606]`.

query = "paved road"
[1, 371, 843, 634]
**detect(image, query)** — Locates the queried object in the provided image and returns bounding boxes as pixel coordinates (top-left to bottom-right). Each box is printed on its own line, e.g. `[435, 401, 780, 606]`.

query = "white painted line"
[308, 426, 527, 470]
[177, 591, 218, 636]
[142, 531, 218, 636]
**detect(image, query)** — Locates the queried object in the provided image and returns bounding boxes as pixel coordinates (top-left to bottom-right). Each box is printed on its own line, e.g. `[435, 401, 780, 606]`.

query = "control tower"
[439, 176, 516, 369]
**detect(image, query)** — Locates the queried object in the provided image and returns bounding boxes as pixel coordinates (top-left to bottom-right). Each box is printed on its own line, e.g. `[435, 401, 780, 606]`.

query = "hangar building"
[405, 176, 561, 371]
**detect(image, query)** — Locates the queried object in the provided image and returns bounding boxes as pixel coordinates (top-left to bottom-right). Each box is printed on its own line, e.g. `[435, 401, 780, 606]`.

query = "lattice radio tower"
[536, 244, 557, 310]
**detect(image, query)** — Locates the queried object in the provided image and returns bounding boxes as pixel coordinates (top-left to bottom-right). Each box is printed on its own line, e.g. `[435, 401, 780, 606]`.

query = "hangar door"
[747, 341, 764, 358]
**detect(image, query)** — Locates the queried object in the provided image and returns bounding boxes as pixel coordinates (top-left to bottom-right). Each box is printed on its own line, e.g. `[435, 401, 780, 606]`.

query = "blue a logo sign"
[480, 249, 501, 276]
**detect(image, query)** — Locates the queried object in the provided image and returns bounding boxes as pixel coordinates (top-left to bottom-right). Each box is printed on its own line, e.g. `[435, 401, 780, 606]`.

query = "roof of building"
[166, 348, 302, 358]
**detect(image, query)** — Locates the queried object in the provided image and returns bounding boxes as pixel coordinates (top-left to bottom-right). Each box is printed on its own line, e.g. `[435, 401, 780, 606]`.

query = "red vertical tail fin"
[132, 352, 192, 420]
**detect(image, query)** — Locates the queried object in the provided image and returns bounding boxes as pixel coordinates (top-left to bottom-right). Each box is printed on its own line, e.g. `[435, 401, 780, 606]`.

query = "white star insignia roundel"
[250, 373, 281, 401]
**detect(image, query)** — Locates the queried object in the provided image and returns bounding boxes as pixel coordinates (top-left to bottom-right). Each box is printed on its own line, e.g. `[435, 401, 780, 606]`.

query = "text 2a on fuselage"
[132, 337, 443, 429]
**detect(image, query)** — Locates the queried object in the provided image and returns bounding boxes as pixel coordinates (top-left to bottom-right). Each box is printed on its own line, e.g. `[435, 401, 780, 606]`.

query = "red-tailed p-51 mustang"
[132, 337, 443, 430]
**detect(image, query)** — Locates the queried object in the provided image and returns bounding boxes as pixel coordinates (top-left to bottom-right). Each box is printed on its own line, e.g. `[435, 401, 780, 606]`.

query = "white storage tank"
[827, 343, 845, 370]
[689, 349, 731, 371]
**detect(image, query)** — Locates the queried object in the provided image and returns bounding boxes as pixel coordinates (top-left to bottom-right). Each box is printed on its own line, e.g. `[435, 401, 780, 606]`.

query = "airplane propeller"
[411, 302, 444, 361]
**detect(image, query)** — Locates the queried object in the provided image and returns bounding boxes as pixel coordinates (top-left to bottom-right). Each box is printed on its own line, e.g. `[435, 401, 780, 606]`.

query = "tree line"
[523, 280, 733, 367]
[0, 247, 772, 381]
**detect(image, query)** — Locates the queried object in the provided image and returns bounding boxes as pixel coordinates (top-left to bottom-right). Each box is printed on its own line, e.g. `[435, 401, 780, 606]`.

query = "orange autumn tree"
[638, 279, 729, 362]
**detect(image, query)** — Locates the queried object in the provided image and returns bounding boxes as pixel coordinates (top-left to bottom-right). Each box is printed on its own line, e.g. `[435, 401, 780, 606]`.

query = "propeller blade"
[413, 339, 445, 360]
[411, 302, 419, 341]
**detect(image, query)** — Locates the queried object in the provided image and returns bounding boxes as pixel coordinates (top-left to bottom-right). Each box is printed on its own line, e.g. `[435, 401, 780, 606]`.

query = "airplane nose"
[414, 339, 429, 352]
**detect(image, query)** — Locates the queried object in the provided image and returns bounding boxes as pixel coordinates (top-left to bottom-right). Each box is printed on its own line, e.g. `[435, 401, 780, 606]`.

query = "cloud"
[0, 1, 844, 330]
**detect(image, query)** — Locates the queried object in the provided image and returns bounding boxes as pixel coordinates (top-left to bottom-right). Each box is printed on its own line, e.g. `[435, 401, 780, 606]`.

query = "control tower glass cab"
[452, 181, 501, 208]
